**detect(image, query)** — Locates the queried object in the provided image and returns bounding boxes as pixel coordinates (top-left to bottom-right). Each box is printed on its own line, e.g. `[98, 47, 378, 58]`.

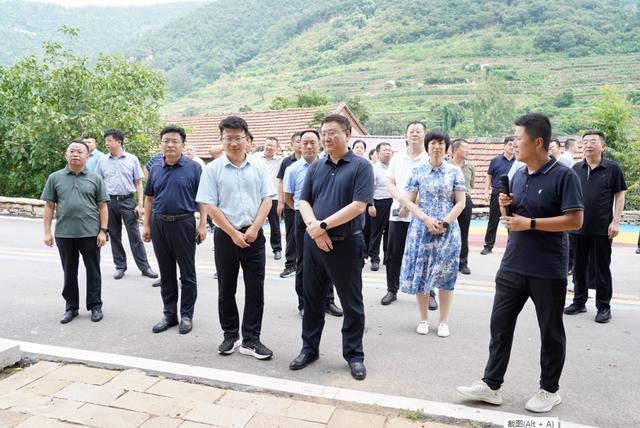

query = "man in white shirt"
[559, 138, 576, 167]
[255, 137, 284, 260]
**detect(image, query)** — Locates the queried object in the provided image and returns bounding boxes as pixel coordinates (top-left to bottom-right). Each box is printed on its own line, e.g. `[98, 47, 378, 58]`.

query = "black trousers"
[571, 234, 613, 310]
[151, 216, 197, 319]
[294, 211, 334, 310]
[386, 221, 409, 293]
[215, 227, 266, 343]
[368, 198, 392, 264]
[458, 194, 473, 267]
[363, 212, 371, 256]
[483, 191, 501, 249]
[283, 206, 296, 269]
[107, 197, 151, 271]
[302, 233, 366, 363]
[483, 270, 566, 393]
[55, 237, 102, 311]
[266, 200, 282, 253]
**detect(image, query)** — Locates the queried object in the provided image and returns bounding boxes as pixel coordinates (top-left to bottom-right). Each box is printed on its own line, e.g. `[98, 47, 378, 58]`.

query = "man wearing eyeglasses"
[197, 116, 276, 360]
[289, 114, 374, 380]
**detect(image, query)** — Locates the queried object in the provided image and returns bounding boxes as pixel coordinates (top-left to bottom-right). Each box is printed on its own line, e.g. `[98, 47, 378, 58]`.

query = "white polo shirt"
[385, 149, 429, 222]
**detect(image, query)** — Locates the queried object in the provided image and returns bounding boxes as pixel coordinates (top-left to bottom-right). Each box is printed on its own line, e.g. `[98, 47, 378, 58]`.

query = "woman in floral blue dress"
[399, 129, 466, 338]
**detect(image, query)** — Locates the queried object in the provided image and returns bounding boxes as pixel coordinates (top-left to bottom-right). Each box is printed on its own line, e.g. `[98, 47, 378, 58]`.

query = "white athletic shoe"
[456, 380, 503, 405]
[437, 323, 450, 337]
[525, 390, 562, 413]
[416, 321, 429, 335]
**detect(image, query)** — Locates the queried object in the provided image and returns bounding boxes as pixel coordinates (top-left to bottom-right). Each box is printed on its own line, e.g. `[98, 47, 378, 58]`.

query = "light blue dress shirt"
[283, 158, 312, 210]
[86, 150, 104, 172]
[94, 151, 144, 195]
[196, 154, 276, 229]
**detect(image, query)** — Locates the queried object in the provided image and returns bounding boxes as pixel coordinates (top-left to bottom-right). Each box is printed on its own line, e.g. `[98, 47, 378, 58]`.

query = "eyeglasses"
[221, 137, 246, 144]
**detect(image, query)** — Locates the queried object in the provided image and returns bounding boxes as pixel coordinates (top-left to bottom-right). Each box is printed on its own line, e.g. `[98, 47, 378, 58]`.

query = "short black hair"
[219, 115, 250, 136]
[247, 131, 254, 142]
[405, 121, 427, 133]
[549, 138, 560, 146]
[424, 128, 451, 152]
[451, 138, 468, 153]
[514, 113, 552, 150]
[582, 130, 606, 144]
[103, 128, 125, 145]
[160, 125, 186, 143]
[68, 139, 89, 152]
[503, 135, 515, 144]
[375, 142, 391, 153]
[564, 138, 577, 150]
[299, 129, 320, 140]
[265, 136, 279, 144]
[352, 140, 366, 149]
[81, 134, 97, 141]
[320, 114, 352, 133]
[368, 149, 376, 160]
[291, 132, 301, 141]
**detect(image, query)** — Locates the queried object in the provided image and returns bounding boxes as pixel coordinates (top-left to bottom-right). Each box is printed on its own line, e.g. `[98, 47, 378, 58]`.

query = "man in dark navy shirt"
[481, 137, 515, 255]
[564, 130, 627, 323]
[289, 114, 374, 381]
[142, 126, 208, 335]
[458, 113, 583, 413]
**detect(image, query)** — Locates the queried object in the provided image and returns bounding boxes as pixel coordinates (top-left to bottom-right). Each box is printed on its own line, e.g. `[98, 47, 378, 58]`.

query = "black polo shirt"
[571, 157, 626, 236]
[144, 155, 202, 215]
[277, 153, 298, 180]
[300, 150, 374, 236]
[500, 158, 583, 279]
[487, 154, 515, 192]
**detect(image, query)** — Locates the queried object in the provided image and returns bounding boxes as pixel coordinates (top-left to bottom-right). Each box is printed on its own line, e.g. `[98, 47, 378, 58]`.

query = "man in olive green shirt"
[42, 140, 110, 324]
[451, 139, 475, 275]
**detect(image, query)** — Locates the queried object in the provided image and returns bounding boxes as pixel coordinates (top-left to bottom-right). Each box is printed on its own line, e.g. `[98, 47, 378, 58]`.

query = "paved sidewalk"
[0, 361, 463, 428]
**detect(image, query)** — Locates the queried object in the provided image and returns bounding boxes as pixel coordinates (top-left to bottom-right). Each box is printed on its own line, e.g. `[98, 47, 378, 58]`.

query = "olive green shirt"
[459, 161, 475, 195]
[41, 166, 109, 238]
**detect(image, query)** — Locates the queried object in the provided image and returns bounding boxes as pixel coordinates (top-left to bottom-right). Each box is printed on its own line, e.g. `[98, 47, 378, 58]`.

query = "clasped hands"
[306, 219, 333, 253]
[420, 215, 447, 235]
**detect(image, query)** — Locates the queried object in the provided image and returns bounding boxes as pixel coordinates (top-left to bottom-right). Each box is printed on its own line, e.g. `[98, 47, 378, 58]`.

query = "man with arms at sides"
[450, 139, 475, 275]
[559, 138, 577, 167]
[367, 142, 393, 272]
[481, 136, 515, 255]
[197, 116, 276, 360]
[95, 128, 158, 280]
[381, 122, 437, 310]
[277, 133, 302, 278]
[283, 129, 342, 318]
[83, 135, 104, 173]
[564, 130, 626, 323]
[458, 113, 583, 413]
[42, 140, 109, 323]
[143, 126, 207, 335]
[255, 137, 284, 260]
[289, 115, 373, 380]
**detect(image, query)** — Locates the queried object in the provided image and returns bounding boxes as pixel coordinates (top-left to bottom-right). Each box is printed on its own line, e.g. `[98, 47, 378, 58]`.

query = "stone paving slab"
[103, 369, 160, 392]
[146, 378, 224, 403]
[0, 409, 30, 428]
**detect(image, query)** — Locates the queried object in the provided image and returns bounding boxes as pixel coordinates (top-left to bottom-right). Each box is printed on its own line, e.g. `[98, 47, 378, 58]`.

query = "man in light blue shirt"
[283, 129, 341, 318]
[196, 116, 276, 360]
[83, 136, 104, 173]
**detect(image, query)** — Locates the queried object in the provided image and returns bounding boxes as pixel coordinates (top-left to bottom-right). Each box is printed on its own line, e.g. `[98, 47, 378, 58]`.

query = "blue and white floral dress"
[399, 161, 465, 294]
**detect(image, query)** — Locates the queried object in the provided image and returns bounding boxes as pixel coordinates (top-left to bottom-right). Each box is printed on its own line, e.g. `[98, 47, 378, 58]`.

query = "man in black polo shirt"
[142, 126, 207, 335]
[564, 130, 626, 323]
[276, 132, 302, 278]
[481, 136, 515, 255]
[458, 113, 583, 413]
[289, 114, 374, 381]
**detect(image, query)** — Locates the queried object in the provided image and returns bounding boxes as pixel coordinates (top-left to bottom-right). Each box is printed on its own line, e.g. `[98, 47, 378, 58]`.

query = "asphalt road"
[1, 216, 638, 427]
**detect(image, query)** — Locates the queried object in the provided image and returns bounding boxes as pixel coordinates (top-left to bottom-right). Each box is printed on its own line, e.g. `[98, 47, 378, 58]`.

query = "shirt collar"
[65, 166, 87, 175]
[221, 153, 252, 168]
[580, 157, 607, 169]
[530, 158, 558, 176]
[108, 150, 127, 159]
[425, 160, 447, 173]
[323, 149, 355, 165]
[162, 155, 187, 168]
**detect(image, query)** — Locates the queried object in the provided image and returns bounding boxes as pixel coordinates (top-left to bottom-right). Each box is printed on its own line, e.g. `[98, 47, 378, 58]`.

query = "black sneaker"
[595, 308, 611, 323]
[480, 247, 492, 255]
[218, 337, 241, 355]
[279, 267, 295, 278]
[239, 340, 273, 360]
[563, 303, 587, 315]
[459, 265, 471, 275]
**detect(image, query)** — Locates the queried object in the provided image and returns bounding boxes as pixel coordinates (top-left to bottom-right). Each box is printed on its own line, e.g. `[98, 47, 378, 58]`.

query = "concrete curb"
[0, 339, 20, 369]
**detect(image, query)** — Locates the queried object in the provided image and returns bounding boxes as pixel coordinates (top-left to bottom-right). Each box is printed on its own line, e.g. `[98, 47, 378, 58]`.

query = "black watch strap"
[530, 218, 536, 230]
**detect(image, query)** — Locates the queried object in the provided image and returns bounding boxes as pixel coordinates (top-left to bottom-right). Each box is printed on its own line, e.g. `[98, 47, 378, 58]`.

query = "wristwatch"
[530, 218, 536, 230]
[441, 220, 450, 229]
[320, 221, 328, 230]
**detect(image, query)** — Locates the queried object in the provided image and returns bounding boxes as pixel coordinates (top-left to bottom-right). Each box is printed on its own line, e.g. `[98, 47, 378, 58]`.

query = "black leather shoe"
[179, 317, 193, 334]
[152, 317, 178, 333]
[289, 352, 318, 370]
[325, 303, 343, 317]
[564, 303, 587, 315]
[152, 279, 161, 288]
[114, 269, 125, 280]
[480, 247, 492, 255]
[381, 291, 397, 305]
[90, 308, 103, 322]
[349, 361, 366, 380]
[371, 262, 380, 271]
[459, 265, 471, 275]
[595, 308, 611, 323]
[274, 251, 282, 260]
[142, 268, 159, 279]
[60, 310, 78, 324]
[428, 291, 438, 311]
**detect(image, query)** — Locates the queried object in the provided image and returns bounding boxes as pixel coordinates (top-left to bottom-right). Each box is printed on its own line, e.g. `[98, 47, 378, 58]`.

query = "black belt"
[109, 194, 133, 201]
[155, 213, 193, 222]
[238, 226, 251, 233]
[328, 230, 362, 242]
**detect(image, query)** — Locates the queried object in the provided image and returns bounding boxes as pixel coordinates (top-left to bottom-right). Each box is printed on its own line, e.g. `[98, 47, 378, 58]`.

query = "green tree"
[0, 29, 165, 198]
[553, 89, 575, 108]
[469, 77, 515, 137]
[269, 88, 329, 110]
[346, 96, 370, 125]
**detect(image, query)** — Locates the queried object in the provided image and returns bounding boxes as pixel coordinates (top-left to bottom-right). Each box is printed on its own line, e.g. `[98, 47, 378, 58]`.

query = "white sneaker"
[416, 321, 429, 335]
[437, 323, 450, 337]
[525, 390, 561, 413]
[456, 380, 503, 405]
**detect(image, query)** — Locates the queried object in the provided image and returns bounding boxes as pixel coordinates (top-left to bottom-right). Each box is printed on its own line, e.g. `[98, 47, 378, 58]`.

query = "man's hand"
[306, 220, 326, 239]
[196, 224, 207, 244]
[142, 226, 152, 242]
[44, 232, 54, 247]
[135, 205, 144, 219]
[314, 233, 333, 253]
[501, 213, 529, 232]
[398, 205, 409, 218]
[96, 231, 107, 248]
[277, 201, 285, 217]
[608, 221, 620, 239]
[368, 205, 377, 217]
[243, 225, 259, 244]
[422, 215, 443, 235]
[498, 193, 513, 208]
[232, 230, 250, 248]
